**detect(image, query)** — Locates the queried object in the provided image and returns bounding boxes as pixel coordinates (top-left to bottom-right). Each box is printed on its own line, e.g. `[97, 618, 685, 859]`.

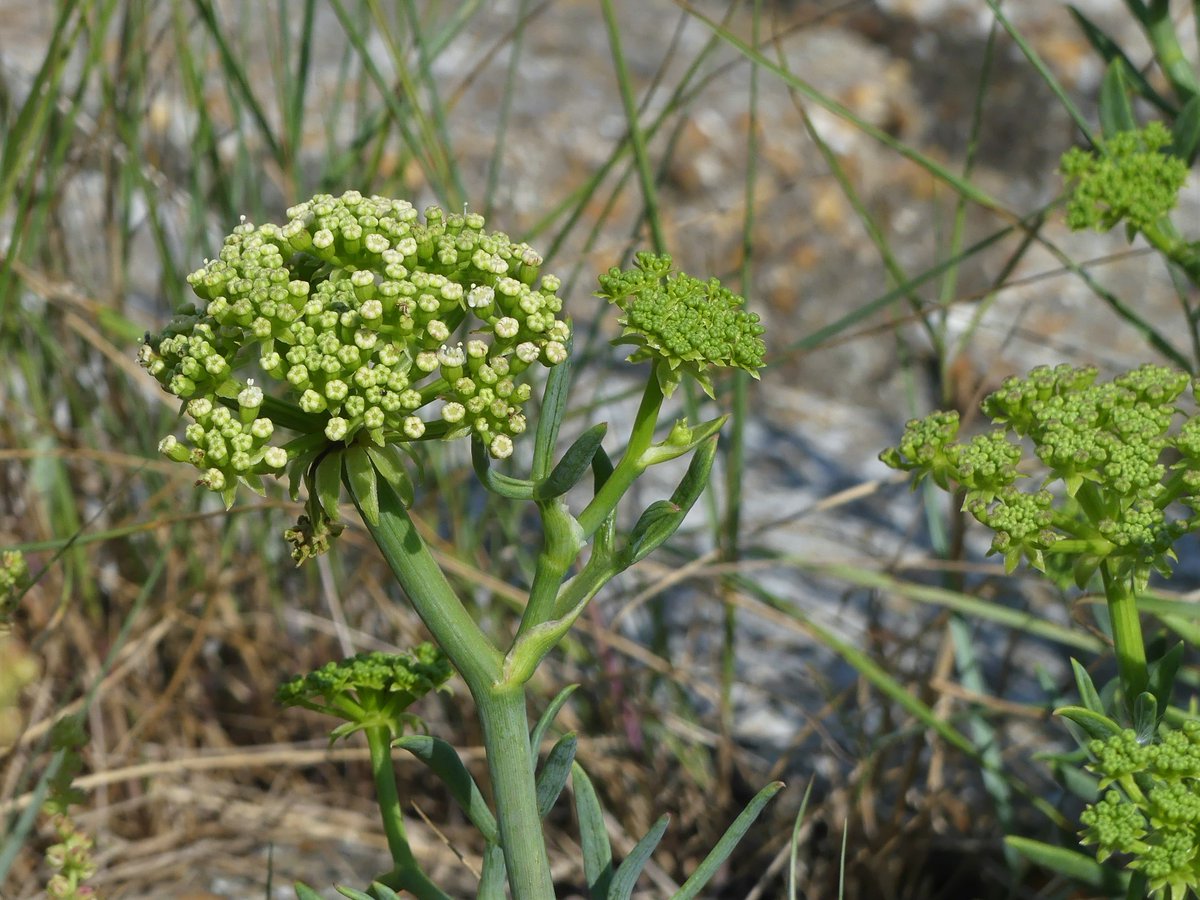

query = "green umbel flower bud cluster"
[1079, 722, 1200, 900]
[1061, 122, 1188, 234]
[277, 642, 451, 741]
[0, 550, 29, 627]
[881, 364, 1200, 582]
[596, 251, 766, 398]
[140, 192, 570, 505]
[44, 814, 98, 900]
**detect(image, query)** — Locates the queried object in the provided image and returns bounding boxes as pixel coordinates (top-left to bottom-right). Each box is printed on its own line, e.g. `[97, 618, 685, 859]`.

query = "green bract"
[1080, 722, 1200, 900]
[277, 643, 452, 742]
[140, 191, 571, 511]
[1061, 122, 1188, 234]
[596, 251, 766, 398]
[881, 364, 1200, 586]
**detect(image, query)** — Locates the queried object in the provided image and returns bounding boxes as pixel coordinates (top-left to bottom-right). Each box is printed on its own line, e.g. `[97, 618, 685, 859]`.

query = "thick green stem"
[474, 684, 555, 900]
[577, 368, 665, 539]
[366, 725, 451, 900]
[350, 474, 503, 689]
[516, 499, 583, 639]
[1100, 561, 1149, 702]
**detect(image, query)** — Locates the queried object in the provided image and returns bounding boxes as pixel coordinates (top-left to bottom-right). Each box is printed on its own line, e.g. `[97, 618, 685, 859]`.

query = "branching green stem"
[516, 498, 583, 639]
[1100, 560, 1149, 703]
[577, 367, 665, 539]
[352, 472, 554, 899]
[351, 475, 502, 689]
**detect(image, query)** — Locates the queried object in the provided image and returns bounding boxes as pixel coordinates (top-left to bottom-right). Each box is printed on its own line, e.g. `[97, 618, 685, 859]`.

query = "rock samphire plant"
[139, 191, 780, 899]
[882, 364, 1200, 898]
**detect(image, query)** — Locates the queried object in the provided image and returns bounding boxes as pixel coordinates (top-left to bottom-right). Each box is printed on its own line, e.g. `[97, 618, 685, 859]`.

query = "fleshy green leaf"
[1147, 642, 1183, 718]
[1171, 95, 1200, 163]
[1071, 658, 1107, 716]
[1056, 705, 1124, 742]
[532, 336, 574, 481]
[536, 423, 608, 500]
[536, 732, 577, 818]
[345, 445, 380, 526]
[530, 684, 578, 759]
[1132, 691, 1157, 743]
[606, 814, 669, 900]
[295, 883, 324, 900]
[572, 762, 614, 900]
[393, 735, 499, 843]
[365, 444, 415, 507]
[477, 844, 507, 899]
[1099, 59, 1137, 139]
[315, 448, 344, 522]
[1005, 836, 1129, 891]
[621, 434, 718, 568]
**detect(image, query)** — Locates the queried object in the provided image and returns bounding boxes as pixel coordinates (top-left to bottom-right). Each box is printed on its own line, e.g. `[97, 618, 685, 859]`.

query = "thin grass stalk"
[600, 0, 666, 252]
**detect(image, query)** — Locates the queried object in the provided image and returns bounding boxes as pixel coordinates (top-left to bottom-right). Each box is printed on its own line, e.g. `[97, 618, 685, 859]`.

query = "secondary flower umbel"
[596, 251, 765, 398]
[140, 192, 570, 508]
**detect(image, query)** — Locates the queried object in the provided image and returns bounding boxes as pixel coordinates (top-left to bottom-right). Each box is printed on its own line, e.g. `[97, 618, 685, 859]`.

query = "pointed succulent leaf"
[536, 423, 609, 500]
[621, 434, 719, 568]
[1005, 836, 1129, 892]
[572, 762, 614, 900]
[530, 684, 579, 758]
[393, 734, 499, 843]
[315, 449, 344, 522]
[532, 337, 574, 481]
[365, 444, 415, 507]
[1147, 642, 1183, 718]
[1071, 658, 1107, 716]
[1056, 705, 1125, 742]
[536, 732, 578, 818]
[606, 814, 670, 900]
[1132, 691, 1158, 743]
[344, 445, 380, 526]
[1171, 95, 1200, 163]
[1099, 59, 1136, 138]
[477, 844, 507, 899]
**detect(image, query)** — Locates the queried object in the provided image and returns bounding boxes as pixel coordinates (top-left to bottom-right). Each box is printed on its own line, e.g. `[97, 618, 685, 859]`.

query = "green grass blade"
[600, 0, 665, 252]
[669, 781, 783, 900]
[787, 779, 814, 900]
[984, 0, 1097, 145]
